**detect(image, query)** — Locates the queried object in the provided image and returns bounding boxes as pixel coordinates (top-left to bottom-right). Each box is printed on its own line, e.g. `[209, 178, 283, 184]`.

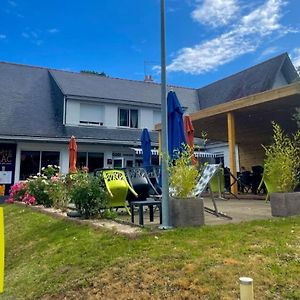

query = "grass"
[2, 204, 300, 299]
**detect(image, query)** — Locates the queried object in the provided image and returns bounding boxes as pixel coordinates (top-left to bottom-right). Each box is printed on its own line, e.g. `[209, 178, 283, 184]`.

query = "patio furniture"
[193, 164, 232, 219]
[258, 171, 278, 201]
[209, 167, 225, 199]
[102, 169, 138, 215]
[130, 199, 162, 225]
[124, 167, 161, 202]
[251, 165, 264, 194]
[238, 170, 252, 193]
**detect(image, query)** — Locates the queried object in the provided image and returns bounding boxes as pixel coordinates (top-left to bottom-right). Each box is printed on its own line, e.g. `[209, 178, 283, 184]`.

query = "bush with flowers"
[68, 171, 108, 218]
[46, 175, 69, 210]
[7, 181, 36, 205]
[41, 164, 60, 179]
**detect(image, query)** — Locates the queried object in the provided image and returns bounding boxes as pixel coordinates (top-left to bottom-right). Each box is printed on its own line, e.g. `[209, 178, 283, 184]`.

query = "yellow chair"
[102, 169, 138, 215]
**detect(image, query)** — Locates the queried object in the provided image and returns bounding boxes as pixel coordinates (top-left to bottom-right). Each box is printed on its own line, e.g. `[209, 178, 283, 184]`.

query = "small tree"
[262, 122, 300, 192]
[80, 70, 107, 77]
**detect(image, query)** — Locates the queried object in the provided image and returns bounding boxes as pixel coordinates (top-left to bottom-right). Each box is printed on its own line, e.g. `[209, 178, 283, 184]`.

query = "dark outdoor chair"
[124, 167, 161, 202]
[238, 170, 252, 193]
[251, 165, 264, 194]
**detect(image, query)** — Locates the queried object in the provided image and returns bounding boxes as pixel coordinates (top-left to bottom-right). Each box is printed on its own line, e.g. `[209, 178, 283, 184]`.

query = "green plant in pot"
[168, 146, 205, 227]
[262, 122, 300, 216]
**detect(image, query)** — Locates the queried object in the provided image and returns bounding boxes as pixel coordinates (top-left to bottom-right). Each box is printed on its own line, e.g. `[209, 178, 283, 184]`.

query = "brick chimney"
[144, 75, 153, 82]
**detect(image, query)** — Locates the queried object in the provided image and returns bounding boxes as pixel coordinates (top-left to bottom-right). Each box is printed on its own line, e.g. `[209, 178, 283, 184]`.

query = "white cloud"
[21, 32, 29, 38]
[48, 28, 59, 34]
[0, 34, 6, 39]
[191, 0, 239, 28]
[258, 46, 280, 59]
[167, 0, 290, 74]
[292, 48, 300, 67]
[8, 1, 17, 7]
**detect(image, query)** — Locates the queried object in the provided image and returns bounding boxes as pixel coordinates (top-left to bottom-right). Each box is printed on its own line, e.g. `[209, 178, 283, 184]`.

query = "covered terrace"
[190, 82, 300, 194]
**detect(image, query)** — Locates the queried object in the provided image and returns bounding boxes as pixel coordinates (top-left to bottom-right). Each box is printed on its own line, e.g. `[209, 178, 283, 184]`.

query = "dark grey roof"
[0, 52, 299, 144]
[0, 61, 158, 144]
[50, 69, 199, 113]
[197, 53, 300, 109]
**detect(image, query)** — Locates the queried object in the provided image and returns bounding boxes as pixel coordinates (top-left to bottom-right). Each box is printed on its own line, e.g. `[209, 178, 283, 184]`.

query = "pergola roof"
[190, 82, 300, 145]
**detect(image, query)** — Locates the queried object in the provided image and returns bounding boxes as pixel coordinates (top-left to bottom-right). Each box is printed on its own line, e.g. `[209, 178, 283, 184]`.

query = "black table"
[130, 199, 162, 225]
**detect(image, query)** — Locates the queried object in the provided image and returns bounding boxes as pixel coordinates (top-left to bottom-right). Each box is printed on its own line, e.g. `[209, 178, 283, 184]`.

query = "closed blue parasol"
[141, 128, 151, 167]
[167, 91, 186, 159]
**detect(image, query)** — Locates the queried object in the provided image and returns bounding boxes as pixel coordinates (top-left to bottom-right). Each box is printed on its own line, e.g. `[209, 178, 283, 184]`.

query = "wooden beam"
[190, 82, 300, 121]
[227, 112, 238, 195]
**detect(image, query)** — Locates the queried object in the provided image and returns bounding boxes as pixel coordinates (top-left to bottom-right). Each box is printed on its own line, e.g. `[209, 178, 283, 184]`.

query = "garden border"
[13, 202, 144, 238]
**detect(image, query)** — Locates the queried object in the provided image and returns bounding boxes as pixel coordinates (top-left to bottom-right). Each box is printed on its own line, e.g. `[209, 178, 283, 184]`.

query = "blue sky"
[0, 0, 300, 88]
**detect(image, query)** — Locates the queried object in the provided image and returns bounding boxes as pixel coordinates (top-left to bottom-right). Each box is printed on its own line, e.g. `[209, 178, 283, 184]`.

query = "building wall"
[205, 143, 240, 171]
[13, 141, 142, 182]
[65, 99, 159, 130]
[238, 142, 265, 171]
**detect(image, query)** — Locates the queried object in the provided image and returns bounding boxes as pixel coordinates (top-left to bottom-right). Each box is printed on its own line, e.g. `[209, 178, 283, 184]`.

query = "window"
[20, 151, 40, 180]
[76, 152, 104, 173]
[41, 151, 60, 169]
[118, 108, 138, 128]
[80, 103, 104, 126]
[20, 151, 60, 180]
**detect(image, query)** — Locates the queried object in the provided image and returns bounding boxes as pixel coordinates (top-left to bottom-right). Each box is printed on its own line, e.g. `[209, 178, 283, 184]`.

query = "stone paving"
[116, 198, 272, 226]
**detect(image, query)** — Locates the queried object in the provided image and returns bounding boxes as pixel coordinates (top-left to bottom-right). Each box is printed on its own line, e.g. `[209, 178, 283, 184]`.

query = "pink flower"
[51, 176, 60, 182]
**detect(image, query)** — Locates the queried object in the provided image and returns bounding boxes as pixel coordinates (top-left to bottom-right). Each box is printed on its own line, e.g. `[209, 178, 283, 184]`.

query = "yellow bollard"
[239, 277, 254, 300]
[0, 207, 4, 293]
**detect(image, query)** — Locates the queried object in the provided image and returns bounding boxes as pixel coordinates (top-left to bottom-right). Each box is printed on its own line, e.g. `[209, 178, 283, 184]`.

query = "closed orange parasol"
[69, 135, 77, 173]
[184, 115, 197, 165]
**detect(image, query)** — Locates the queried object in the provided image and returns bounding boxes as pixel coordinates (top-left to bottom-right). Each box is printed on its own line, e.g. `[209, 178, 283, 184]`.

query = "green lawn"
[2, 204, 300, 299]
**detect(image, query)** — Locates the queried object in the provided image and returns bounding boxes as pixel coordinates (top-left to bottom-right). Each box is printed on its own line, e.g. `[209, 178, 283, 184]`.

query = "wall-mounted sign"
[0, 149, 13, 165]
[0, 171, 12, 184]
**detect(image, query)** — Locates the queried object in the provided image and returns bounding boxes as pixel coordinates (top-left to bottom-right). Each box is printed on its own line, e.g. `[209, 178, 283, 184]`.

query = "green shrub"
[69, 172, 108, 218]
[27, 176, 52, 207]
[263, 122, 300, 192]
[169, 147, 200, 198]
[46, 175, 69, 211]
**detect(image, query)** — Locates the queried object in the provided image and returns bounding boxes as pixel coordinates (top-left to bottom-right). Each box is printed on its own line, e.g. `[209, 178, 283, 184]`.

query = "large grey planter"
[169, 197, 204, 227]
[270, 192, 300, 217]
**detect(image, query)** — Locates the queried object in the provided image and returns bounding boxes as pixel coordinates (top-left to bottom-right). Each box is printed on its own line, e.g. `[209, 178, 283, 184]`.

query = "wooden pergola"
[190, 82, 300, 194]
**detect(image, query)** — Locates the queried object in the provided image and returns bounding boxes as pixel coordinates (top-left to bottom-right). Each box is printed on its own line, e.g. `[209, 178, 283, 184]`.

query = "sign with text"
[0, 171, 12, 184]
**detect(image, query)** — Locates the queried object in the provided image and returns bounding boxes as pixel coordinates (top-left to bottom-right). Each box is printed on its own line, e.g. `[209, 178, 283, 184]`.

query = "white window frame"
[118, 107, 139, 128]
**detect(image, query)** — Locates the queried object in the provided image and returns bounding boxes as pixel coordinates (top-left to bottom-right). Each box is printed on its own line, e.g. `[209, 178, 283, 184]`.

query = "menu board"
[0, 171, 12, 184]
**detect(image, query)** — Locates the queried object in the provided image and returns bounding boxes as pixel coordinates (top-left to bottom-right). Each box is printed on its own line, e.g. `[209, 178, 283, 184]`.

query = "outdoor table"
[130, 199, 162, 226]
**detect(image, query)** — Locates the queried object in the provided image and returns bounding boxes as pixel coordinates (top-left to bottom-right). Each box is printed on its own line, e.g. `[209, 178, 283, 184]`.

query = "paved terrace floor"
[116, 198, 272, 227]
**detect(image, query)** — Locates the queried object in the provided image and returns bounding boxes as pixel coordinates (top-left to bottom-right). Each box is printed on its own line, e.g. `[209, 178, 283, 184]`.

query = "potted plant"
[262, 122, 300, 217]
[168, 147, 204, 227]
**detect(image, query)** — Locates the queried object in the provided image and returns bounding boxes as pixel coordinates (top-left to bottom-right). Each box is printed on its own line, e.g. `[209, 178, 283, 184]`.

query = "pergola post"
[227, 112, 238, 195]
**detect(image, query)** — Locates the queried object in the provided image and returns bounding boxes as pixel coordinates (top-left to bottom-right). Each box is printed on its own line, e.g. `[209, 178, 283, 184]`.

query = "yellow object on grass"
[0, 207, 4, 293]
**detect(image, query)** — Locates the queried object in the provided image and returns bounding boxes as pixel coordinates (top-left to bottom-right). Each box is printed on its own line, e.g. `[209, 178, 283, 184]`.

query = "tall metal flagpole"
[160, 0, 171, 229]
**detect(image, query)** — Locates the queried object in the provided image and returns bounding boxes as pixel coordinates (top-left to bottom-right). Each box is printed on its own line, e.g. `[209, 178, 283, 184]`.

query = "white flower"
[37, 173, 41, 176]
[47, 165, 52, 168]
[33, 176, 38, 179]
[41, 167, 45, 171]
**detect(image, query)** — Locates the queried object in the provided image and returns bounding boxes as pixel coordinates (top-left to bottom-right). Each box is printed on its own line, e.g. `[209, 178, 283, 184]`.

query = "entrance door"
[113, 158, 124, 169]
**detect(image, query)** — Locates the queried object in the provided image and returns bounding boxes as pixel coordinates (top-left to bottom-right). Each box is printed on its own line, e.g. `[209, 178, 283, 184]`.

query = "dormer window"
[118, 108, 138, 128]
[79, 103, 104, 126]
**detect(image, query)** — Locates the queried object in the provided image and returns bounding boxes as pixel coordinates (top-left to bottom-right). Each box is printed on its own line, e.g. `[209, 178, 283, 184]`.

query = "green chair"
[102, 169, 138, 215]
[258, 172, 280, 201]
[209, 168, 225, 199]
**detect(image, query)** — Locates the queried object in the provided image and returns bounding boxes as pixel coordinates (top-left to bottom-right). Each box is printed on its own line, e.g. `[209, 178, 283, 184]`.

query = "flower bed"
[6, 166, 108, 219]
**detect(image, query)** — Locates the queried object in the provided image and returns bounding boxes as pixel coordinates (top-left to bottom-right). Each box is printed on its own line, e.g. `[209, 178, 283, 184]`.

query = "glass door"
[113, 158, 124, 169]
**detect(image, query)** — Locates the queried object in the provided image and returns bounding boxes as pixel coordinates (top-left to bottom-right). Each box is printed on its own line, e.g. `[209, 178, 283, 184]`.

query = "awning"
[131, 148, 159, 156]
[131, 148, 216, 158]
